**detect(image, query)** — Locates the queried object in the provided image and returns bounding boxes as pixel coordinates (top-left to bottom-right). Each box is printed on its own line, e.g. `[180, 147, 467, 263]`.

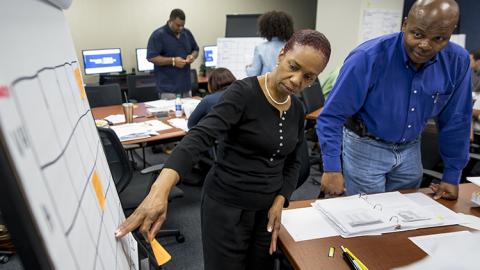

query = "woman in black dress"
[116, 29, 331, 270]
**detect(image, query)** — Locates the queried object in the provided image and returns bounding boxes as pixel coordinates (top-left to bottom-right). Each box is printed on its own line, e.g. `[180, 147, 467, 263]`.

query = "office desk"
[91, 103, 186, 145]
[306, 107, 322, 120]
[279, 183, 480, 270]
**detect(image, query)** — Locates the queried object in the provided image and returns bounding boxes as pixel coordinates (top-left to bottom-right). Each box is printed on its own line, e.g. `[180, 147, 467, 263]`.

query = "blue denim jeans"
[342, 128, 423, 195]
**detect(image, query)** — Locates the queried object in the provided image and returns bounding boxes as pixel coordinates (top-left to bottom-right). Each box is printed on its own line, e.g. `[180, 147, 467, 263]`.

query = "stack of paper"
[109, 121, 174, 142]
[110, 123, 152, 141]
[396, 231, 480, 270]
[168, 118, 189, 131]
[144, 120, 172, 131]
[104, 114, 127, 124]
[104, 114, 141, 124]
[408, 231, 472, 255]
[182, 98, 201, 119]
[281, 207, 339, 241]
[145, 98, 200, 114]
[466, 177, 480, 206]
[144, 99, 176, 112]
[312, 192, 456, 237]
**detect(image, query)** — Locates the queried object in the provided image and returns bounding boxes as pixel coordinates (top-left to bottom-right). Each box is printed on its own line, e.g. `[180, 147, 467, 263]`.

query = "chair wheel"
[176, 234, 185, 243]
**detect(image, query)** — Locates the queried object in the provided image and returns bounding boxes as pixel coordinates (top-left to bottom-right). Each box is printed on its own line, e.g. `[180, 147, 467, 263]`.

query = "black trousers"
[201, 194, 274, 270]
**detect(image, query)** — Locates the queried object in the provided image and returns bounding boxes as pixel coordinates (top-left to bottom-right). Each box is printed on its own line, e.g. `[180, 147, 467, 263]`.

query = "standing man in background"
[147, 8, 199, 99]
[317, 0, 471, 200]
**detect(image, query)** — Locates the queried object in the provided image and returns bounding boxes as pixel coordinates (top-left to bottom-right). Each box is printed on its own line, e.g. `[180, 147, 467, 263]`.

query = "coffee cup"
[122, 103, 134, 123]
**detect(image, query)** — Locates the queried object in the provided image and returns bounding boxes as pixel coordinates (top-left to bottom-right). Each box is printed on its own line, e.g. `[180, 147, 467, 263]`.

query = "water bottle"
[175, 94, 183, 117]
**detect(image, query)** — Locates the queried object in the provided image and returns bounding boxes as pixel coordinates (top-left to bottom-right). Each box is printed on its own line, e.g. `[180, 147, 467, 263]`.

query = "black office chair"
[97, 127, 185, 242]
[296, 136, 311, 189]
[126, 74, 158, 103]
[85, 83, 123, 108]
[300, 79, 324, 115]
[299, 79, 324, 138]
[299, 79, 324, 178]
[420, 123, 444, 187]
[190, 69, 207, 97]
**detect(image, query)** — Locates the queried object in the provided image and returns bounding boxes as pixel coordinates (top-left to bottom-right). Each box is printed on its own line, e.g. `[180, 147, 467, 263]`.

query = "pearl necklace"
[264, 72, 290, 105]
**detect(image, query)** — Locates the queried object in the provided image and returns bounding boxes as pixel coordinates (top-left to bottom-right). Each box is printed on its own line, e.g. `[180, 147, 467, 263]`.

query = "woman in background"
[246, 10, 294, 76]
[187, 67, 236, 128]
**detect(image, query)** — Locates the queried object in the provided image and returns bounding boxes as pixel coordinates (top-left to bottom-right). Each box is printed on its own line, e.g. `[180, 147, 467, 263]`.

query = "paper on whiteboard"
[450, 34, 466, 48]
[217, 37, 265, 79]
[361, 9, 402, 42]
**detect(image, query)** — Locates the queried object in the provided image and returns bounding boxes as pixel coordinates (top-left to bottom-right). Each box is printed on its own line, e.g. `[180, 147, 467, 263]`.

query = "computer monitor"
[136, 48, 154, 72]
[203, 45, 217, 68]
[82, 48, 123, 75]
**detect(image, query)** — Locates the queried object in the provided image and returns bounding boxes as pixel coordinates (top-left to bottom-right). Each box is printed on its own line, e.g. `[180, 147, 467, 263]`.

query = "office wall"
[64, 0, 317, 83]
[316, 0, 404, 81]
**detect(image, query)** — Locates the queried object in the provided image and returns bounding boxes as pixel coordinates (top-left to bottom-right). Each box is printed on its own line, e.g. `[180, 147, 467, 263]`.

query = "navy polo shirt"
[147, 23, 199, 94]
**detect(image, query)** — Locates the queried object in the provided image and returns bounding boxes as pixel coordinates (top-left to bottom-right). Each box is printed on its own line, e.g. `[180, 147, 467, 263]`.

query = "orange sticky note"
[74, 67, 86, 99]
[91, 171, 105, 210]
[150, 239, 171, 266]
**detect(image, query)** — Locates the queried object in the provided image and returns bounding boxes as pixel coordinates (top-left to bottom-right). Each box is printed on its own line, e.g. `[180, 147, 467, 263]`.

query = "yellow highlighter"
[344, 247, 368, 270]
[150, 239, 172, 266]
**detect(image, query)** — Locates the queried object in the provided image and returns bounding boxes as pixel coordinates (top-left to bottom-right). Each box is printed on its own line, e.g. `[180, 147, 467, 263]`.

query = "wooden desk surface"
[306, 107, 322, 120]
[279, 183, 480, 270]
[91, 103, 186, 145]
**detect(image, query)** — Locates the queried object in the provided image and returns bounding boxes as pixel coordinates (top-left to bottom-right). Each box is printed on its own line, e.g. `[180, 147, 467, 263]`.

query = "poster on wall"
[361, 9, 402, 42]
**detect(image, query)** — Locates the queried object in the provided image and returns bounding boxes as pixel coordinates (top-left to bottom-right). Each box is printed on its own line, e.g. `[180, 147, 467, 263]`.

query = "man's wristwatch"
[172, 57, 175, 67]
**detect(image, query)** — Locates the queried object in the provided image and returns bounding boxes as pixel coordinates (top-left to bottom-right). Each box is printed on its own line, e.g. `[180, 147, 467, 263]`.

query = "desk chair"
[421, 123, 480, 185]
[126, 74, 158, 102]
[97, 127, 185, 243]
[299, 80, 324, 141]
[190, 69, 207, 97]
[299, 80, 324, 179]
[85, 83, 123, 108]
[300, 79, 324, 116]
[420, 124, 443, 186]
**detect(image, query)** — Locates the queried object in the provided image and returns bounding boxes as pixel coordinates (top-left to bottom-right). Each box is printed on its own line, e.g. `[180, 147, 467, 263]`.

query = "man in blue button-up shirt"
[317, 0, 471, 200]
[147, 9, 199, 98]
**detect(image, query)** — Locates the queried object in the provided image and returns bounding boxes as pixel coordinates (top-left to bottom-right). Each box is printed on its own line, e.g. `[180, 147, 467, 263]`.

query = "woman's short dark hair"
[208, 68, 236, 93]
[257, 11, 294, 42]
[170, 9, 185, 21]
[284, 29, 331, 64]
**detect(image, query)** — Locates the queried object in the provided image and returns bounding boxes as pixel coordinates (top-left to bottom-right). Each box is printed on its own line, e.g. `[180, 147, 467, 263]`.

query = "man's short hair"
[170, 9, 185, 21]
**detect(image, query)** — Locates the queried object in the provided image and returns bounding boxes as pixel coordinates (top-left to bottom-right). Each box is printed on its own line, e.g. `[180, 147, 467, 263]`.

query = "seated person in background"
[116, 29, 331, 270]
[473, 100, 480, 133]
[245, 10, 294, 76]
[470, 49, 480, 100]
[320, 67, 340, 100]
[187, 68, 236, 128]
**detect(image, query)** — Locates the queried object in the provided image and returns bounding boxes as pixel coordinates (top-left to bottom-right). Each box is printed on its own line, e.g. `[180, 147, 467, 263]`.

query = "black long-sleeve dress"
[165, 76, 305, 210]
